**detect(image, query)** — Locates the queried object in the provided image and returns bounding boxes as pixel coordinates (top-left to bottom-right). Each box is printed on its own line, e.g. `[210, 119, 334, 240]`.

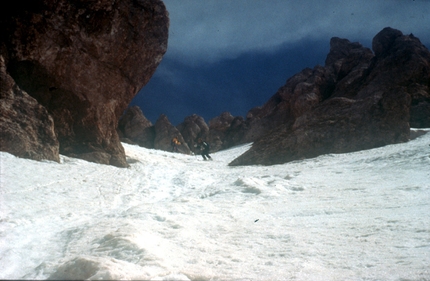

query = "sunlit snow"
[1, 130, 429, 280]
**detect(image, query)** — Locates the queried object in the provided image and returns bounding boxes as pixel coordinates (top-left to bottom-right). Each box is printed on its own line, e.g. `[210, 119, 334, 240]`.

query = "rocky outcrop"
[230, 93, 411, 166]
[154, 114, 191, 154]
[117, 27, 428, 164]
[1, 0, 169, 167]
[1, 55, 60, 162]
[177, 114, 209, 153]
[118, 106, 155, 148]
[206, 112, 235, 152]
[230, 27, 429, 166]
[230, 36, 375, 146]
[369, 29, 430, 128]
[118, 111, 212, 154]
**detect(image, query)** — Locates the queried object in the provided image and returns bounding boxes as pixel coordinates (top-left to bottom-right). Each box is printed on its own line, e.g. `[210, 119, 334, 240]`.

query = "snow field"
[1, 131, 429, 280]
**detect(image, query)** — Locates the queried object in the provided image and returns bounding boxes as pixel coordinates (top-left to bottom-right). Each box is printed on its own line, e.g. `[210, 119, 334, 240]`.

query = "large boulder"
[230, 27, 429, 166]
[0, 0, 169, 167]
[177, 114, 209, 153]
[118, 106, 155, 148]
[368, 28, 430, 128]
[154, 114, 190, 154]
[221, 115, 247, 148]
[207, 112, 235, 152]
[0, 55, 59, 162]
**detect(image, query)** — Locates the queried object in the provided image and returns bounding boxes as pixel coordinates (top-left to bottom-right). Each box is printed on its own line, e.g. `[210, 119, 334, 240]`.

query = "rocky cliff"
[177, 114, 210, 153]
[118, 27, 429, 163]
[229, 27, 430, 166]
[118, 105, 155, 148]
[0, 0, 169, 167]
[154, 114, 191, 154]
[1, 55, 60, 162]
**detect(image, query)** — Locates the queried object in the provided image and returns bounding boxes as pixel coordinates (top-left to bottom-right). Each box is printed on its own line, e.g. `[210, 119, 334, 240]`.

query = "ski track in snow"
[1, 131, 430, 280]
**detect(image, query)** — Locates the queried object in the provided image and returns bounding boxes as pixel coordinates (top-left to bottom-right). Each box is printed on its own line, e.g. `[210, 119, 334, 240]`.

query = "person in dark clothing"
[197, 138, 212, 160]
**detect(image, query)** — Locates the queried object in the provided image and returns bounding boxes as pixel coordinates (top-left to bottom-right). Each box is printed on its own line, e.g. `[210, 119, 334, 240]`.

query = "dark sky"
[130, 0, 430, 125]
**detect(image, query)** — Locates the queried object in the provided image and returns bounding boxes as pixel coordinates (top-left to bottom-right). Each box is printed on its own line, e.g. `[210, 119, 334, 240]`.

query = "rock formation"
[370, 29, 430, 128]
[0, 55, 60, 162]
[230, 27, 430, 166]
[206, 112, 235, 152]
[154, 114, 191, 154]
[229, 93, 411, 166]
[0, 0, 169, 167]
[114, 27, 429, 165]
[118, 106, 155, 148]
[118, 111, 211, 155]
[225, 37, 376, 148]
[177, 114, 209, 153]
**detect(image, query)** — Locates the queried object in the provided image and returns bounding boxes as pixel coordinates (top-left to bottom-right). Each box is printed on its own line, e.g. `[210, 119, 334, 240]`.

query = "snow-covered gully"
[1, 130, 429, 280]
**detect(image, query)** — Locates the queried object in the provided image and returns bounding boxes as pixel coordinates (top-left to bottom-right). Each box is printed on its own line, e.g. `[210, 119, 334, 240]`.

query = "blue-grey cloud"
[133, 0, 430, 125]
[163, 0, 430, 65]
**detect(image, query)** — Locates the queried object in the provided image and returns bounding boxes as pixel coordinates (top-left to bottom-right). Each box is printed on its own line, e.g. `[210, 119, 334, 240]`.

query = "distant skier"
[196, 138, 212, 161]
[171, 137, 181, 152]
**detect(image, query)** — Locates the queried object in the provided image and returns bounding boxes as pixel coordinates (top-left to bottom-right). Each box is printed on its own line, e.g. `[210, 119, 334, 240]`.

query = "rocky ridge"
[230, 27, 429, 166]
[119, 27, 429, 165]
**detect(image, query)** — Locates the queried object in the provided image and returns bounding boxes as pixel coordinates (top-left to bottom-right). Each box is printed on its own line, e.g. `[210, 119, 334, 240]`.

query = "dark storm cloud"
[132, 0, 430, 125]
[132, 38, 331, 124]
[163, 0, 430, 65]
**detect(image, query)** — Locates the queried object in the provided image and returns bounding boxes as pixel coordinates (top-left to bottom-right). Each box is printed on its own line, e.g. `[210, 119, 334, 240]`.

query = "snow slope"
[1, 130, 429, 280]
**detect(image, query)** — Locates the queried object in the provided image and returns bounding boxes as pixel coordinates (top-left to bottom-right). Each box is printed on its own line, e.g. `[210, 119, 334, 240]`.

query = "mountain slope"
[1, 130, 429, 280]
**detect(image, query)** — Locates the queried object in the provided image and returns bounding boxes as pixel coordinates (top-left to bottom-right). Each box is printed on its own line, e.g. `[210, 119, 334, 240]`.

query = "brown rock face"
[230, 93, 411, 166]
[240, 36, 374, 139]
[118, 106, 155, 148]
[228, 64, 340, 146]
[1, 0, 169, 166]
[207, 112, 235, 152]
[177, 114, 209, 153]
[230, 27, 429, 166]
[154, 114, 191, 154]
[367, 28, 430, 128]
[0, 55, 60, 162]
